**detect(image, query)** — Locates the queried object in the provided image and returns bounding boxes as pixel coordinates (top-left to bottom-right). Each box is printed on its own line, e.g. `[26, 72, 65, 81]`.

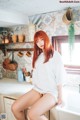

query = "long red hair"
[32, 30, 54, 68]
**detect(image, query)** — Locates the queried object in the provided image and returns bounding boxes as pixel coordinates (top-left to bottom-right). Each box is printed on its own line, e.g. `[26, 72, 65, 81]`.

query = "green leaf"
[68, 22, 75, 55]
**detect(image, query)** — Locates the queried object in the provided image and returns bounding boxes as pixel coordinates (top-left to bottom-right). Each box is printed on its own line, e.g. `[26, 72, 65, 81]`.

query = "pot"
[3, 58, 10, 70]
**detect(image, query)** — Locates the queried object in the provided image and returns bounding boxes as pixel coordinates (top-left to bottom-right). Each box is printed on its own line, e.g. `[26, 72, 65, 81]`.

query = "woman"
[12, 30, 66, 120]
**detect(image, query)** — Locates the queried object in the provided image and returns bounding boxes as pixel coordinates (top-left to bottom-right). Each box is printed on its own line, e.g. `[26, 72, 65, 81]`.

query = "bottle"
[17, 69, 24, 82]
[23, 72, 26, 81]
[22, 67, 26, 81]
[0, 65, 3, 79]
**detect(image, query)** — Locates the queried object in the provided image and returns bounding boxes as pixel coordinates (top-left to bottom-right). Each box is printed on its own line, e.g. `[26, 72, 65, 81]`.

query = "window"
[61, 43, 80, 66]
[52, 35, 80, 74]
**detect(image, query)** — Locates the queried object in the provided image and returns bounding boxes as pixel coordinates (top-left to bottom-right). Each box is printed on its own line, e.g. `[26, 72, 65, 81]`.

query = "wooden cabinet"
[4, 97, 16, 120]
[3, 97, 28, 120]
[0, 94, 5, 113]
[50, 108, 59, 120]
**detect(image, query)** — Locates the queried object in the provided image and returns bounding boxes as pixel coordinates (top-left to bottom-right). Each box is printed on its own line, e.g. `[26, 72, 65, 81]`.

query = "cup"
[25, 76, 30, 82]
[26, 51, 31, 57]
[17, 51, 24, 57]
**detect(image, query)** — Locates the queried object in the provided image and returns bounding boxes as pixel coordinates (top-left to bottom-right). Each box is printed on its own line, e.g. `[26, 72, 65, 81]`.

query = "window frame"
[52, 35, 80, 74]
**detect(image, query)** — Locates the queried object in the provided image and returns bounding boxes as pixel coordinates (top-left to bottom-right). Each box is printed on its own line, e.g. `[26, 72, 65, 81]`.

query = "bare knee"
[11, 102, 16, 113]
[11, 102, 19, 114]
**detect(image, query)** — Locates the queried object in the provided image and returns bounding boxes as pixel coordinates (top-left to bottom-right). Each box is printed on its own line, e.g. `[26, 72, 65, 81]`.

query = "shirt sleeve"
[54, 51, 67, 85]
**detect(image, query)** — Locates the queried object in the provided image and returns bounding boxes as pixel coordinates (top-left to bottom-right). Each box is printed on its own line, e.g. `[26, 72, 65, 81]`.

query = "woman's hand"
[57, 95, 62, 105]
[57, 84, 62, 105]
[57, 95, 64, 107]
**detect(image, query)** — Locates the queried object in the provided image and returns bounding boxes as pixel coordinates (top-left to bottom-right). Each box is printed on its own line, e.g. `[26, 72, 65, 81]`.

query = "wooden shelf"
[0, 41, 34, 45]
[7, 48, 34, 52]
[0, 41, 34, 56]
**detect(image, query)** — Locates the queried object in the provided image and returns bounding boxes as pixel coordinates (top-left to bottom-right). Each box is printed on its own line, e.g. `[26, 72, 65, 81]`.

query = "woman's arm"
[57, 84, 62, 105]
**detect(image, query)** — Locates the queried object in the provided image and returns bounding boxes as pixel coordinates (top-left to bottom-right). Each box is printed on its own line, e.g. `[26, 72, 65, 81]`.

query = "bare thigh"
[29, 93, 56, 116]
[13, 89, 42, 111]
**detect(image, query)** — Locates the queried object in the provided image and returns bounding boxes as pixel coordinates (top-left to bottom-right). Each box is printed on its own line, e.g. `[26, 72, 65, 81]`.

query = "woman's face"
[36, 38, 44, 50]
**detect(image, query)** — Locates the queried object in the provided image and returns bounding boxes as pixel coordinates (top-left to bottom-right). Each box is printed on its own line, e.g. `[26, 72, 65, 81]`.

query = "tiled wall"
[29, 6, 80, 37]
[0, 25, 33, 79]
[0, 6, 80, 88]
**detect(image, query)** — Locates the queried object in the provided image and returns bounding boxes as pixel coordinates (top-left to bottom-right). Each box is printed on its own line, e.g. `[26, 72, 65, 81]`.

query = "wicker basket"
[62, 8, 73, 25]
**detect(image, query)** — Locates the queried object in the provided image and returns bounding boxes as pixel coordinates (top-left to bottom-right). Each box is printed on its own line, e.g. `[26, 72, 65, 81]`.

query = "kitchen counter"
[0, 78, 33, 99]
[0, 78, 78, 99]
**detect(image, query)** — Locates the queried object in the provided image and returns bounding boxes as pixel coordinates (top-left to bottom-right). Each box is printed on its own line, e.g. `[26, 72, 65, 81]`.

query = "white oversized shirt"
[32, 51, 66, 97]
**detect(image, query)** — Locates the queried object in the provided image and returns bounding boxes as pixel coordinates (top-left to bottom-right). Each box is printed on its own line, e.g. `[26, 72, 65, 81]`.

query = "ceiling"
[0, 0, 79, 27]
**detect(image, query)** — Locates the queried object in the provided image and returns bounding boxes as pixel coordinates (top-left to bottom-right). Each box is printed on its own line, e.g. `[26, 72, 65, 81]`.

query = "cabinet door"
[4, 98, 16, 120]
[50, 108, 59, 120]
[0, 94, 5, 113]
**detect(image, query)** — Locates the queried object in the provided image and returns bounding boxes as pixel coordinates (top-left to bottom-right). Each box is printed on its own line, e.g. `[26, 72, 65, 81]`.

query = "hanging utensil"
[8, 51, 18, 71]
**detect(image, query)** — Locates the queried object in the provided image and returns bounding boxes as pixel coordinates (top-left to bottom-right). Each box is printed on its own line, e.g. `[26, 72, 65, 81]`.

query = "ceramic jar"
[18, 34, 25, 42]
[12, 35, 18, 43]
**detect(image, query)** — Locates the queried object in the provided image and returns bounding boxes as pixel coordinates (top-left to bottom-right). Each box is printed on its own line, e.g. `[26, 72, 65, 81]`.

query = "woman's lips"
[40, 45, 44, 47]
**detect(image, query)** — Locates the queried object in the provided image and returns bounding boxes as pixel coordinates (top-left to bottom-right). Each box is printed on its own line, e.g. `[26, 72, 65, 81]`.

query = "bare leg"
[28, 93, 57, 120]
[11, 89, 42, 120]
